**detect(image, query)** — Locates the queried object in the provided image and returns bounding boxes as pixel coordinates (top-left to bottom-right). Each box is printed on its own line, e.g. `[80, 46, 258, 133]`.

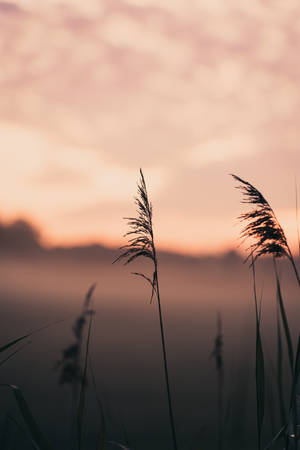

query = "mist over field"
[0, 219, 299, 449]
[2, 1, 300, 448]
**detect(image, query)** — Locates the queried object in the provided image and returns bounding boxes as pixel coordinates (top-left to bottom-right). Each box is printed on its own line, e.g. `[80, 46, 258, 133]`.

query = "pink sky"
[1, 0, 300, 254]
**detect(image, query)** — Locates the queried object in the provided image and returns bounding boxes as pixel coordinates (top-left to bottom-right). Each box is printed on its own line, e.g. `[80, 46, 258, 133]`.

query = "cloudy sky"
[1, 0, 300, 254]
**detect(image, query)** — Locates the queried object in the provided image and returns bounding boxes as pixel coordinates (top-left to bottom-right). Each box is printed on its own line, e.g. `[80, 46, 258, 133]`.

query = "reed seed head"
[231, 174, 289, 263]
[55, 284, 96, 386]
[113, 169, 157, 302]
[114, 169, 155, 266]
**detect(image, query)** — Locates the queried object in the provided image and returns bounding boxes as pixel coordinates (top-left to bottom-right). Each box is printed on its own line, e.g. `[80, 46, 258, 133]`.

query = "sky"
[1, 0, 300, 254]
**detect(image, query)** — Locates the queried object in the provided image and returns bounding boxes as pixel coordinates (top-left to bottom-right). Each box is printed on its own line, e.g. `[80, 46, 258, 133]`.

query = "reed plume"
[114, 169, 156, 301]
[114, 168, 178, 450]
[210, 312, 224, 450]
[55, 284, 96, 387]
[232, 175, 300, 448]
[231, 174, 300, 286]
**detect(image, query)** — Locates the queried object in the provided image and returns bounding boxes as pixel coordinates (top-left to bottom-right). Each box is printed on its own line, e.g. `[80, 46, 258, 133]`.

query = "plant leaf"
[107, 441, 131, 450]
[0, 319, 66, 355]
[252, 261, 265, 450]
[131, 271, 157, 303]
[274, 259, 294, 374]
[0, 384, 53, 450]
[77, 309, 94, 450]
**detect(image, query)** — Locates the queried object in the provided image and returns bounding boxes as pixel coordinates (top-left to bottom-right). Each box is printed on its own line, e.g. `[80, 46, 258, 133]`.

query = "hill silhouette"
[0, 219, 42, 253]
[0, 217, 242, 264]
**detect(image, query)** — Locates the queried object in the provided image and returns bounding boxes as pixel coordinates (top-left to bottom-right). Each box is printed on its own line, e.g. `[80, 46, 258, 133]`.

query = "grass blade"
[0, 341, 30, 367]
[276, 307, 287, 427]
[273, 258, 294, 374]
[256, 331, 265, 450]
[295, 177, 300, 258]
[263, 425, 286, 449]
[252, 261, 265, 450]
[0, 384, 53, 450]
[77, 311, 94, 450]
[0, 319, 66, 355]
[89, 358, 106, 450]
[287, 334, 300, 446]
[107, 441, 131, 450]
[210, 312, 224, 450]
[7, 413, 41, 450]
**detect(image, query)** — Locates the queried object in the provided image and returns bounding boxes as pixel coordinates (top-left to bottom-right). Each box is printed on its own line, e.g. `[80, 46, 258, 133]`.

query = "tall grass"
[231, 174, 300, 286]
[114, 168, 179, 450]
[3, 171, 300, 449]
[276, 304, 287, 428]
[211, 313, 224, 450]
[251, 260, 265, 450]
[232, 174, 300, 448]
[55, 284, 96, 449]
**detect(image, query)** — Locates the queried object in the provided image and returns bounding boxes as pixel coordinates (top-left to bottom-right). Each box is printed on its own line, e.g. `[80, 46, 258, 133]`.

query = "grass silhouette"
[1, 171, 300, 449]
[232, 174, 300, 449]
[114, 168, 179, 450]
[210, 312, 224, 450]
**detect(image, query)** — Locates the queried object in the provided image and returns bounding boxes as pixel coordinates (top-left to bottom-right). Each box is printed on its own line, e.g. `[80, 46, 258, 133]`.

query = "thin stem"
[217, 371, 224, 450]
[273, 258, 294, 374]
[288, 250, 300, 288]
[217, 314, 224, 450]
[116, 169, 179, 450]
[295, 177, 300, 258]
[276, 306, 287, 427]
[252, 260, 265, 450]
[153, 245, 178, 450]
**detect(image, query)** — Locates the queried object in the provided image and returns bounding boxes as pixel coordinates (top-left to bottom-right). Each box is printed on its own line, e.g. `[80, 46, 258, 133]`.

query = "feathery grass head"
[55, 284, 96, 385]
[231, 174, 289, 263]
[114, 169, 155, 266]
[113, 169, 157, 302]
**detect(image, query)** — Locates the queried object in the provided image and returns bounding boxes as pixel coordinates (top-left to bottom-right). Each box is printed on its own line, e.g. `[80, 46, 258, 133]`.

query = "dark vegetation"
[0, 171, 300, 449]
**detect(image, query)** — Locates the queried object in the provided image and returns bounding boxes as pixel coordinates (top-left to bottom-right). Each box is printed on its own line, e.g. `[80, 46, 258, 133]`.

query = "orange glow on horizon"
[2, 209, 300, 258]
[1, 1, 300, 255]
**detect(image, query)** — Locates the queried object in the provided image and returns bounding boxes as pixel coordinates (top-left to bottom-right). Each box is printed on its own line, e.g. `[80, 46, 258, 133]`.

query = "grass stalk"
[276, 306, 287, 427]
[89, 357, 106, 450]
[77, 303, 95, 450]
[252, 260, 265, 450]
[114, 168, 179, 450]
[295, 178, 300, 258]
[0, 318, 66, 356]
[273, 258, 294, 375]
[0, 384, 53, 450]
[154, 260, 178, 450]
[211, 312, 224, 450]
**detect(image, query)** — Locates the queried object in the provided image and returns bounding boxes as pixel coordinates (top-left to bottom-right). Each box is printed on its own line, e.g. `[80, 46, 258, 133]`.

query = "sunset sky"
[1, 0, 300, 254]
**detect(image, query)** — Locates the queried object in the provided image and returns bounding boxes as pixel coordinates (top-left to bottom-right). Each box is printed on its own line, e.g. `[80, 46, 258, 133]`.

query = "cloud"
[0, 1, 21, 13]
[30, 163, 89, 186]
[1, 0, 300, 166]
[188, 134, 257, 168]
[1, 1, 300, 251]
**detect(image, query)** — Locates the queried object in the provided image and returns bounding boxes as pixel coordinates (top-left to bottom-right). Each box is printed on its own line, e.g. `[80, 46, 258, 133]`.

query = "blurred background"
[1, 0, 300, 253]
[1, 1, 300, 449]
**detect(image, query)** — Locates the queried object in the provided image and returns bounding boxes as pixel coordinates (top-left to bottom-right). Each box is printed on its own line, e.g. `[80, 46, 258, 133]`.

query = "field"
[0, 243, 299, 449]
[1, 175, 300, 450]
